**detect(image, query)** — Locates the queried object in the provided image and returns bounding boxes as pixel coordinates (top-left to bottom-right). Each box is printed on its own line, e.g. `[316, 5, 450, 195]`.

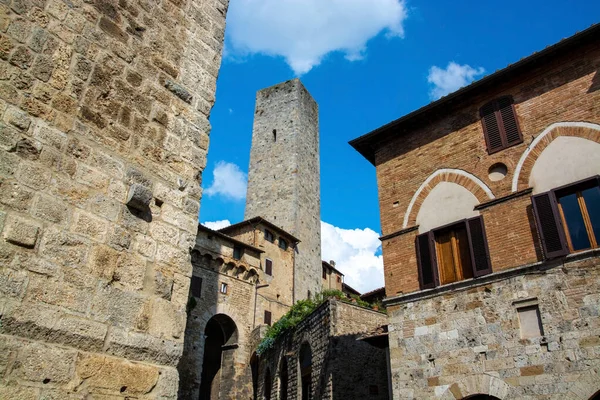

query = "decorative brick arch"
[440, 374, 511, 399]
[512, 122, 600, 192]
[566, 368, 600, 399]
[403, 169, 495, 229]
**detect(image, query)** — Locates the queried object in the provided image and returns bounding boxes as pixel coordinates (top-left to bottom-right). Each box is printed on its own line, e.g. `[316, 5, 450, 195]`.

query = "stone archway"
[440, 375, 511, 399]
[199, 314, 238, 400]
[299, 342, 312, 400]
[512, 122, 600, 192]
[566, 367, 600, 399]
[404, 168, 494, 229]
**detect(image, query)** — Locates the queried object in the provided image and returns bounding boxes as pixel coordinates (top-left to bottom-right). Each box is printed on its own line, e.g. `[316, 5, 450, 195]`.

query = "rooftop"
[349, 23, 600, 165]
[218, 216, 301, 243]
[197, 224, 264, 254]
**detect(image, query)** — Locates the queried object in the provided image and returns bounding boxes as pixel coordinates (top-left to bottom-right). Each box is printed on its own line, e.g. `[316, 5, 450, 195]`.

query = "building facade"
[351, 25, 600, 399]
[0, 0, 228, 397]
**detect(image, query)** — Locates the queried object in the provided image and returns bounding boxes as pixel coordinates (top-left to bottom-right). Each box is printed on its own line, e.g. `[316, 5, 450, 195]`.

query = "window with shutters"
[265, 258, 273, 276]
[480, 96, 523, 154]
[264, 310, 272, 326]
[532, 175, 600, 259]
[416, 216, 492, 290]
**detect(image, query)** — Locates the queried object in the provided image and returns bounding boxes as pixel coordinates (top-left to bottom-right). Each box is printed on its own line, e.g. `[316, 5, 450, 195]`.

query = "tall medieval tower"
[245, 79, 322, 301]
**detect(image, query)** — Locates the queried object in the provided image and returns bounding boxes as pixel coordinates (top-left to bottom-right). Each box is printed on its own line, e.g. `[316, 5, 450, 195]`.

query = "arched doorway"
[264, 367, 272, 400]
[199, 314, 238, 400]
[250, 352, 259, 400]
[279, 357, 288, 400]
[299, 342, 312, 400]
[463, 395, 500, 400]
[590, 390, 600, 400]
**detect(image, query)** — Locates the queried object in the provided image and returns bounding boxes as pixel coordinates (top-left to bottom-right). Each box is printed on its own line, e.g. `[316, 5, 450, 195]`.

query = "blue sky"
[199, 0, 600, 292]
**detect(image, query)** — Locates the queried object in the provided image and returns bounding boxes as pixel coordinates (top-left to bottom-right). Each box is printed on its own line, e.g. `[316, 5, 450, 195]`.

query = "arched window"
[279, 357, 288, 400]
[299, 342, 312, 400]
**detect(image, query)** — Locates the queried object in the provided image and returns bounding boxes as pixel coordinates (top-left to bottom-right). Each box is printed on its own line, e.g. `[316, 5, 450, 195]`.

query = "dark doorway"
[264, 368, 272, 400]
[590, 390, 600, 400]
[250, 352, 259, 400]
[198, 314, 238, 400]
[463, 395, 501, 400]
[299, 342, 312, 400]
[279, 357, 288, 400]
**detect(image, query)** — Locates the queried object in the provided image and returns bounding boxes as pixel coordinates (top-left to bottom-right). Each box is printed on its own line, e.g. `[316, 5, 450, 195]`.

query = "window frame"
[480, 96, 523, 154]
[279, 238, 288, 250]
[219, 282, 228, 294]
[264, 310, 272, 326]
[233, 245, 243, 260]
[532, 175, 600, 259]
[265, 229, 275, 243]
[416, 216, 492, 290]
[265, 258, 273, 276]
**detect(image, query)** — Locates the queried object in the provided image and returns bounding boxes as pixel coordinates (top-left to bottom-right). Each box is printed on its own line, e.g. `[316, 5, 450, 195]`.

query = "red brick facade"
[358, 34, 600, 297]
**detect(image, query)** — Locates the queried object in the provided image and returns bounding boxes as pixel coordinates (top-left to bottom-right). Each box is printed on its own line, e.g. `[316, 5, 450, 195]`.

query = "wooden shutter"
[465, 216, 492, 277]
[264, 310, 272, 326]
[480, 101, 504, 154]
[191, 276, 202, 297]
[497, 97, 522, 145]
[532, 191, 569, 259]
[265, 259, 273, 275]
[416, 232, 439, 289]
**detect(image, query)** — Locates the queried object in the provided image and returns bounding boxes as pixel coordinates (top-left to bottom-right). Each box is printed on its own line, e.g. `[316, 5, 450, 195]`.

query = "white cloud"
[226, 0, 408, 75]
[427, 62, 485, 100]
[202, 220, 232, 230]
[321, 221, 384, 293]
[204, 161, 247, 201]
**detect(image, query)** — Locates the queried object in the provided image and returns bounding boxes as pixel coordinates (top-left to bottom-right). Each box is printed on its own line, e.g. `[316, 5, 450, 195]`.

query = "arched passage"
[264, 367, 272, 400]
[199, 314, 238, 400]
[279, 357, 288, 400]
[464, 396, 501, 400]
[299, 342, 312, 400]
[591, 390, 600, 400]
[250, 352, 259, 400]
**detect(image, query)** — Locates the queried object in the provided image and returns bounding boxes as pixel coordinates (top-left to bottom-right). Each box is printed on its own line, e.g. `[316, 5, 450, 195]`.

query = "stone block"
[0, 266, 27, 298]
[0, 180, 34, 211]
[16, 160, 52, 189]
[0, 383, 38, 399]
[13, 342, 77, 385]
[105, 326, 183, 366]
[89, 244, 120, 280]
[4, 105, 31, 130]
[72, 211, 108, 241]
[148, 297, 186, 340]
[75, 353, 159, 395]
[90, 284, 146, 328]
[40, 228, 89, 267]
[32, 195, 69, 224]
[126, 183, 152, 211]
[114, 252, 145, 291]
[3, 214, 40, 248]
[27, 274, 91, 313]
[134, 233, 156, 259]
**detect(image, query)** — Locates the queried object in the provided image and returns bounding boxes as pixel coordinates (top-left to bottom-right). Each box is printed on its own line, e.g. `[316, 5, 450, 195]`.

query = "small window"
[322, 266, 327, 279]
[233, 245, 242, 260]
[220, 282, 228, 294]
[480, 96, 522, 154]
[416, 216, 492, 290]
[191, 276, 202, 298]
[279, 238, 288, 250]
[532, 175, 600, 258]
[265, 259, 273, 276]
[336, 276, 341, 283]
[517, 303, 544, 339]
[273, 129, 277, 142]
[264, 310, 272, 326]
[265, 229, 274, 243]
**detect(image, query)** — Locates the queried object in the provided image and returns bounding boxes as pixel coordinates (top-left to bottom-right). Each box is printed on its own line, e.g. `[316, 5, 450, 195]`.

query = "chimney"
[329, 260, 336, 267]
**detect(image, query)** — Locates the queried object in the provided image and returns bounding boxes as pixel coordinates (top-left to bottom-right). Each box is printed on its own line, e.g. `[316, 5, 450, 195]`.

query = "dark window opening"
[264, 368, 272, 400]
[233, 245, 242, 260]
[480, 96, 522, 154]
[322, 266, 327, 279]
[191, 276, 202, 298]
[265, 259, 273, 276]
[532, 175, 600, 258]
[280, 357, 288, 400]
[416, 216, 491, 290]
[273, 129, 277, 142]
[220, 282, 228, 294]
[279, 238, 288, 250]
[265, 230, 274, 243]
[264, 310, 272, 326]
[299, 343, 312, 400]
[337, 276, 341, 283]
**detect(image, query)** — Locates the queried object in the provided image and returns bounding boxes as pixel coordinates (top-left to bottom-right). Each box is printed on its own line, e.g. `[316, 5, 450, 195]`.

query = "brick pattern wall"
[387, 255, 600, 399]
[259, 300, 389, 400]
[0, 0, 227, 396]
[378, 41, 600, 296]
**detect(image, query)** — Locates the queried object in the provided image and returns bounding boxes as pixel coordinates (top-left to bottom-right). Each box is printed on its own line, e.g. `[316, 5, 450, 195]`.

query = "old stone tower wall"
[245, 79, 322, 301]
[0, 0, 227, 396]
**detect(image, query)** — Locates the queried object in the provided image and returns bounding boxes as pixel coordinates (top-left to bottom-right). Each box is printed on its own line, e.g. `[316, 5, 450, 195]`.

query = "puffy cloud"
[427, 62, 485, 100]
[202, 220, 232, 230]
[226, 0, 408, 75]
[321, 221, 384, 293]
[204, 161, 248, 201]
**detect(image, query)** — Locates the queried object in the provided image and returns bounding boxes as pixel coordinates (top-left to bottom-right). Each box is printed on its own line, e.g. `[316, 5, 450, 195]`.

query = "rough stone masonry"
[0, 0, 228, 396]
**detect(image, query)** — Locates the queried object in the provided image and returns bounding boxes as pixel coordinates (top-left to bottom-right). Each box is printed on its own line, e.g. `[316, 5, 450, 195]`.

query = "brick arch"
[512, 122, 600, 192]
[440, 374, 511, 399]
[403, 169, 495, 229]
[566, 367, 600, 399]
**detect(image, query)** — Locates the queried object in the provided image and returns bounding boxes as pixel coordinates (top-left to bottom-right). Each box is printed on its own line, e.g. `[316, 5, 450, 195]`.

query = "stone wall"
[0, 0, 228, 396]
[386, 253, 600, 399]
[258, 299, 389, 400]
[244, 79, 322, 302]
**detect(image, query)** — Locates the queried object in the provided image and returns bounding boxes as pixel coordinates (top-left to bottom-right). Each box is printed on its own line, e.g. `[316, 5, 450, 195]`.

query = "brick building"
[351, 24, 600, 398]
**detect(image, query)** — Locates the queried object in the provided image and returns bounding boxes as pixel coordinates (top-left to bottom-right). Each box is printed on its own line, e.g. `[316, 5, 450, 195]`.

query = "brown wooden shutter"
[265, 259, 273, 275]
[416, 231, 439, 289]
[480, 101, 504, 153]
[532, 192, 569, 259]
[264, 310, 272, 326]
[191, 276, 202, 297]
[465, 216, 492, 277]
[497, 97, 522, 145]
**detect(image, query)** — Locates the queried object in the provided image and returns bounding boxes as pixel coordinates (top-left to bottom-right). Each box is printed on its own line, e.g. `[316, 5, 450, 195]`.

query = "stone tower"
[245, 79, 322, 302]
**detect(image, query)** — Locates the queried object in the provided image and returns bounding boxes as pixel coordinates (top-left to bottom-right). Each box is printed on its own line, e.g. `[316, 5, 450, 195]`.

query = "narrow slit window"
[265, 259, 273, 276]
[273, 129, 277, 142]
[220, 282, 228, 294]
[264, 310, 272, 326]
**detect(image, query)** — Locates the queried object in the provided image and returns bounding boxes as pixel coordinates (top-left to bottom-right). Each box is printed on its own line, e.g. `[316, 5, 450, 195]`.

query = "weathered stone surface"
[3, 214, 40, 248]
[13, 341, 77, 384]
